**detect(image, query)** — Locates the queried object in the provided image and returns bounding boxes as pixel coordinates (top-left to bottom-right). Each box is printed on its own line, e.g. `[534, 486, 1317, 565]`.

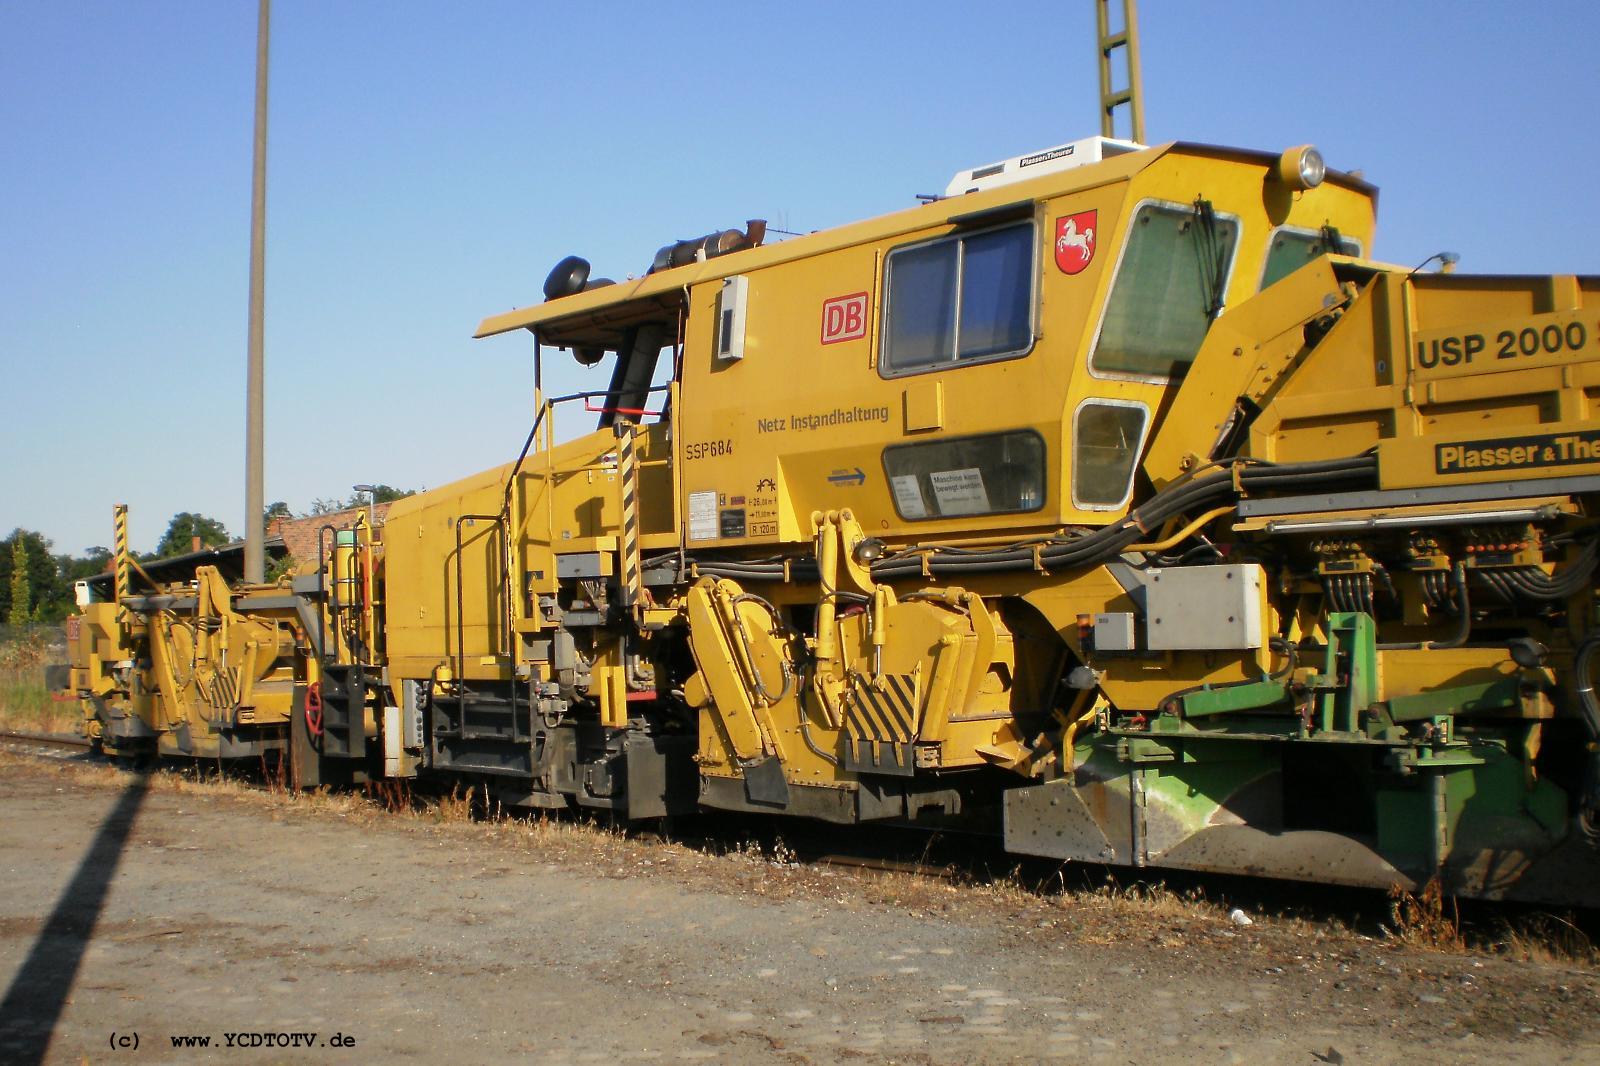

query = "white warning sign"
[890, 474, 927, 518]
[928, 468, 988, 516]
[688, 490, 719, 541]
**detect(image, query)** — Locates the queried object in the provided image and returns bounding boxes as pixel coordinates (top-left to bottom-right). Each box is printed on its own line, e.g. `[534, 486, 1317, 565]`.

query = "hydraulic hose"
[1378, 562, 1472, 651]
[872, 455, 1375, 581]
[1576, 632, 1600, 747]
[1499, 538, 1598, 601]
[1573, 632, 1600, 845]
[689, 454, 1378, 584]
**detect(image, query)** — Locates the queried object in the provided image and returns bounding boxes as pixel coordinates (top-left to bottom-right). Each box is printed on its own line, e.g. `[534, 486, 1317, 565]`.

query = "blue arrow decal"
[827, 467, 866, 487]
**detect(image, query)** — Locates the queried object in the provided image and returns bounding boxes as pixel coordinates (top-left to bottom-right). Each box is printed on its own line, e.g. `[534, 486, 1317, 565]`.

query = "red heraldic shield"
[1054, 210, 1097, 275]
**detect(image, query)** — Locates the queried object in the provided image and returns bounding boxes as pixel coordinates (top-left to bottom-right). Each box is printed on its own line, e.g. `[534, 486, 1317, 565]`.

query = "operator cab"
[477, 138, 1379, 551]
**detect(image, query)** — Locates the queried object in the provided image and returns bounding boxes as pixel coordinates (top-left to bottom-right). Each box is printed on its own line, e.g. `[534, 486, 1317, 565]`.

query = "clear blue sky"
[2, 1, 1596, 555]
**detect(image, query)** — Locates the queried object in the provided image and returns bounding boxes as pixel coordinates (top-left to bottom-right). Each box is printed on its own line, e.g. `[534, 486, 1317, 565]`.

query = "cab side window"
[1092, 201, 1240, 380]
[1261, 226, 1361, 289]
[881, 222, 1034, 376]
[883, 430, 1046, 520]
[1072, 401, 1148, 509]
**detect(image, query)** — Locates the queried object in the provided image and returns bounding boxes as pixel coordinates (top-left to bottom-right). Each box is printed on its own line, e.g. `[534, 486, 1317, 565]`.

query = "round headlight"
[1277, 145, 1325, 190]
[853, 537, 886, 565]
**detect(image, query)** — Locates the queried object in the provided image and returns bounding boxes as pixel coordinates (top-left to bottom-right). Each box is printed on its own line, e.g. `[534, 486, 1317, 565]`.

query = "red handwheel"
[304, 681, 324, 738]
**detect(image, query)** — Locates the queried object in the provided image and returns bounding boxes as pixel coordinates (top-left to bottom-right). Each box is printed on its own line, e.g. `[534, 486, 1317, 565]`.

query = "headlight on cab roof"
[1276, 145, 1326, 190]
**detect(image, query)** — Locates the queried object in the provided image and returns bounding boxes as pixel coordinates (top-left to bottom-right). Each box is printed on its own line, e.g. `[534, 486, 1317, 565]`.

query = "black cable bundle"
[689, 454, 1378, 583]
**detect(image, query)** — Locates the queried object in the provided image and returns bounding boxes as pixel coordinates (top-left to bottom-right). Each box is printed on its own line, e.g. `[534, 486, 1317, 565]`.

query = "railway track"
[2, 724, 1593, 951]
[0, 730, 978, 883]
[0, 729, 93, 755]
[814, 852, 962, 880]
[0, 731, 967, 883]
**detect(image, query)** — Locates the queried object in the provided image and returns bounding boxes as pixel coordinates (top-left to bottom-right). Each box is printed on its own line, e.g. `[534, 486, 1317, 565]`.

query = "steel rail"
[0, 730, 93, 753]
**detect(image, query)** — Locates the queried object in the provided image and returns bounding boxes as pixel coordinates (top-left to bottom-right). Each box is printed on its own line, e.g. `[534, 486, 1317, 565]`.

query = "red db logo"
[820, 292, 869, 344]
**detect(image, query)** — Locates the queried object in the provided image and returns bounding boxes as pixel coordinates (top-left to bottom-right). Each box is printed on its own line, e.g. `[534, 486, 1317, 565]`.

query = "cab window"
[1091, 201, 1240, 380]
[881, 222, 1034, 376]
[1261, 225, 1361, 289]
[883, 430, 1046, 520]
[1072, 400, 1147, 509]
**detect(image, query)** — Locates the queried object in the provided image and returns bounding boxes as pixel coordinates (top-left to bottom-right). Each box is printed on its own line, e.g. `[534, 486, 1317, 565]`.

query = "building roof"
[81, 537, 289, 593]
[269, 504, 392, 565]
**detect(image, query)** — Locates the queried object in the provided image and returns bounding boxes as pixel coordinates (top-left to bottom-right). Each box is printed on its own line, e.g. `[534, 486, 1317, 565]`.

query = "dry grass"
[1387, 877, 1599, 966]
[0, 748, 375, 825]
[432, 783, 476, 824]
[0, 743, 1336, 950]
[5, 740, 1596, 973]
[0, 633, 75, 734]
[364, 777, 414, 813]
[1388, 878, 1466, 951]
[1489, 912, 1599, 966]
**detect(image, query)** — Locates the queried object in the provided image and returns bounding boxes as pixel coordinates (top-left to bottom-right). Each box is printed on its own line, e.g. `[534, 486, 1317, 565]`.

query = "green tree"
[154, 513, 230, 558]
[55, 547, 114, 618]
[0, 529, 66, 623]
[309, 485, 417, 515]
[259, 501, 294, 547]
[59, 546, 113, 584]
[367, 484, 415, 505]
[7, 540, 32, 626]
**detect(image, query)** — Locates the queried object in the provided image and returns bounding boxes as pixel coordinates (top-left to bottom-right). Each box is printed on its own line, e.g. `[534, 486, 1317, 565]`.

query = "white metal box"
[1093, 612, 1137, 652]
[714, 275, 748, 361]
[943, 136, 1144, 197]
[1144, 563, 1265, 651]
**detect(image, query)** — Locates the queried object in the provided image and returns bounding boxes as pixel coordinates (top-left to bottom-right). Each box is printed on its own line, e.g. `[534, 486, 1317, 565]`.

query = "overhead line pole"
[244, 0, 270, 583]
[1096, 0, 1145, 144]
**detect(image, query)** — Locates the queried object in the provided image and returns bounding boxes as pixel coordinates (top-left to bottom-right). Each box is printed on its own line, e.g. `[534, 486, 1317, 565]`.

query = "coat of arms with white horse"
[1054, 210, 1097, 275]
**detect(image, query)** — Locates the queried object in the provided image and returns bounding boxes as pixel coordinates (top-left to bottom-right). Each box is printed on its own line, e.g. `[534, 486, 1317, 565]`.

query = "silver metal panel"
[1156, 826, 1415, 891]
[1237, 474, 1600, 518]
[382, 705, 403, 777]
[1004, 778, 1126, 863]
[1093, 612, 1137, 652]
[400, 680, 425, 748]
[1144, 563, 1263, 650]
[556, 552, 607, 579]
[121, 595, 199, 612]
[1104, 559, 1151, 611]
[294, 599, 325, 658]
[1264, 506, 1552, 535]
[233, 594, 300, 611]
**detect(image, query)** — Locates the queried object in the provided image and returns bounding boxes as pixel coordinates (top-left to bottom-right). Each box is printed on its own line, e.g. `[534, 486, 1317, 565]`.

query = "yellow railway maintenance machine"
[64, 514, 374, 773]
[64, 512, 308, 762]
[67, 137, 1600, 905]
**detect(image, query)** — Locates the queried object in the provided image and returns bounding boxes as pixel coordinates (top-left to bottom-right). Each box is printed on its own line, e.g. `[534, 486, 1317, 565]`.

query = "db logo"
[1054, 210, 1096, 275]
[820, 292, 869, 345]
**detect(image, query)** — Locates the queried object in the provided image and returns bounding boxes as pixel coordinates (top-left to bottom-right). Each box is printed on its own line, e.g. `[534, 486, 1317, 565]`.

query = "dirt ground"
[0, 753, 1597, 1065]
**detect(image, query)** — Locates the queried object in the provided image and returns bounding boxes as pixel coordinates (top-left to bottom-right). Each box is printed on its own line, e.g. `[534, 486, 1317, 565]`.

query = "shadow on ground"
[0, 772, 148, 1065]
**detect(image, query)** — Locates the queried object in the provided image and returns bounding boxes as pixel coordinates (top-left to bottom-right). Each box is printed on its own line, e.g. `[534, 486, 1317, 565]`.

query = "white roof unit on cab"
[944, 136, 1145, 197]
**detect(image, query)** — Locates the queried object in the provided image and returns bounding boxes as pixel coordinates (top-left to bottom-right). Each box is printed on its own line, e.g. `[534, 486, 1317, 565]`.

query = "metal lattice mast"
[1096, 0, 1145, 143]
